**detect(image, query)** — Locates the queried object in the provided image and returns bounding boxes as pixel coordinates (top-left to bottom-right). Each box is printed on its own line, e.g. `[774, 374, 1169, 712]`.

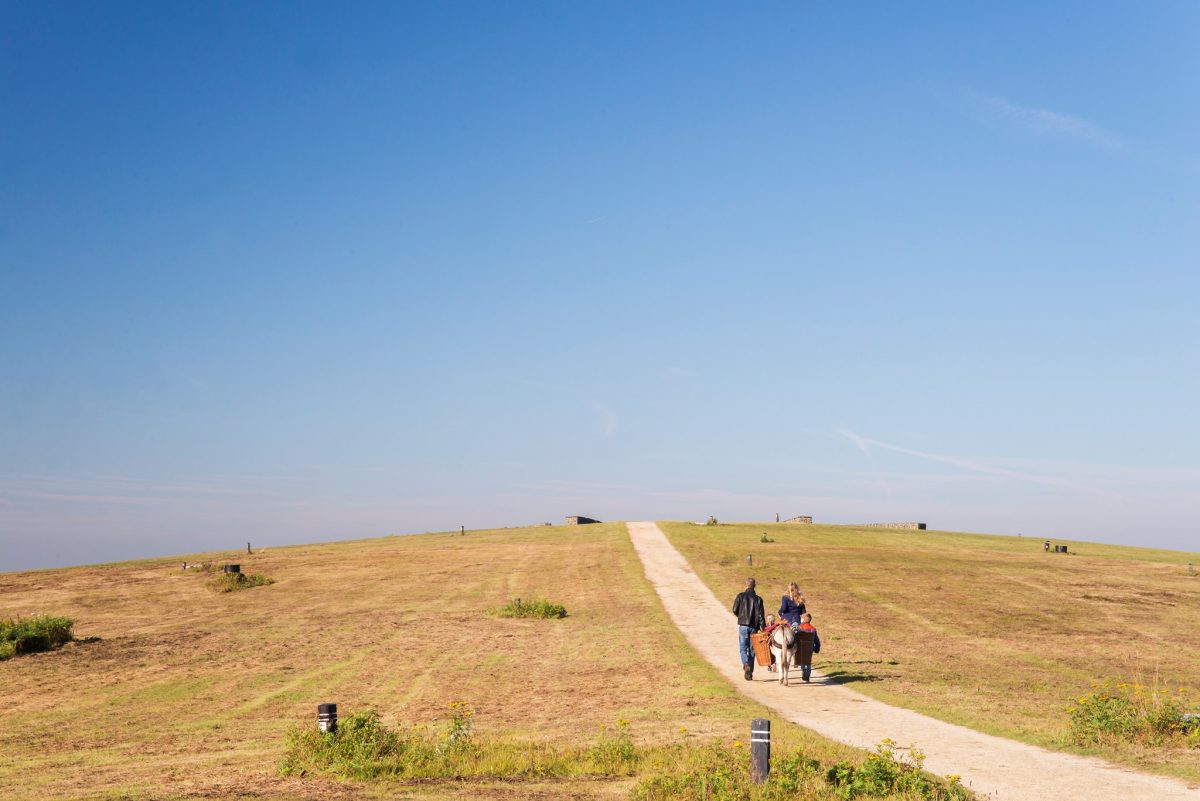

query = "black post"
[318, 703, 338, 733]
[224, 564, 241, 574]
[461, 525, 465, 536]
[750, 718, 770, 783]
[247, 541, 251, 555]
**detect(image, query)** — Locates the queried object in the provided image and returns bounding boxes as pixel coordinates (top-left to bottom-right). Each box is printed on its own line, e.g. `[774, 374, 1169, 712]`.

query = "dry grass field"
[659, 521, 1200, 782]
[0, 523, 881, 801]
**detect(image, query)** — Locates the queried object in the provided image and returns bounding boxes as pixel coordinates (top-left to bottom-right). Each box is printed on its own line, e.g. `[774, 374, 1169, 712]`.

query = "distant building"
[861, 522, 926, 531]
[783, 516, 813, 524]
[565, 516, 600, 525]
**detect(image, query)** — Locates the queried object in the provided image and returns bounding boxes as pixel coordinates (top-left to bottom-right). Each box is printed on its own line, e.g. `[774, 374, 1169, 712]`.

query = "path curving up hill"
[626, 521, 1200, 801]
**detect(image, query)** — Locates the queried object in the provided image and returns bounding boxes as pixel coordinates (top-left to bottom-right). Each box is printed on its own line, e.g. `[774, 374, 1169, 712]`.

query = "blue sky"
[3, 2, 1199, 569]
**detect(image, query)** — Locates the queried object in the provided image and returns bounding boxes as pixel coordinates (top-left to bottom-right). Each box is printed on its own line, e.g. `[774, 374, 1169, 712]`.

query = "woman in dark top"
[779, 581, 807, 629]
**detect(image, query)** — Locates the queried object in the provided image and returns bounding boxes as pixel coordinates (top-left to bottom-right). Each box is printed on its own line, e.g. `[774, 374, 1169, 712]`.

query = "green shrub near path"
[1069, 680, 1200, 749]
[280, 706, 973, 800]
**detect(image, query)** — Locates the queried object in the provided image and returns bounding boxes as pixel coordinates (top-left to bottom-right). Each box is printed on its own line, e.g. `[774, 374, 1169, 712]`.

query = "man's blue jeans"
[738, 625, 754, 669]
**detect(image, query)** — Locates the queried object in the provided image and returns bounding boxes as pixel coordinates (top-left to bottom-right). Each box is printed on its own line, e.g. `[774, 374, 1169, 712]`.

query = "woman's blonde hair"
[788, 582, 805, 606]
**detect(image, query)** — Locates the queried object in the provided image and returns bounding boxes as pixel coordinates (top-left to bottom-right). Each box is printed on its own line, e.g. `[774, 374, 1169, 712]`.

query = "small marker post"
[747, 554, 753, 566]
[318, 703, 338, 734]
[750, 718, 770, 783]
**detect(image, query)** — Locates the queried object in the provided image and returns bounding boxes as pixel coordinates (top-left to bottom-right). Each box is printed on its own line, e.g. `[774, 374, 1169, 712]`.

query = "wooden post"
[747, 554, 753, 566]
[461, 525, 465, 536]
[750, 718, 770, 783]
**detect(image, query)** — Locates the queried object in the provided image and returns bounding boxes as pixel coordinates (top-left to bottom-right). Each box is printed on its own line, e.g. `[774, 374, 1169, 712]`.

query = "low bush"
[279, 705, 639, 781]
[492, 598, 567, 619]
[0, 615, 74, 660]
[209, 572, 274, 593]
[281, 707, 974, 800]
[823, 741, 970, 800]
[635, 739, 969, 801]
[1069, 680, 1198, 749]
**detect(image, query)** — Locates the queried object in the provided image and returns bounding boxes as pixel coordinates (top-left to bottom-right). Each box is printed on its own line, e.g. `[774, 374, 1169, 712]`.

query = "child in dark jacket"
[797, 613, 821, 682]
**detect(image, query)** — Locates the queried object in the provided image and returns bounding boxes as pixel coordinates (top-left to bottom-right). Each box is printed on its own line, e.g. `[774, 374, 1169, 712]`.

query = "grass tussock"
[0, 615, 74, 661]
[633, 739, 970, 801]
[492, 598, 567, 619]
[209, 572, 274, 593]
[280, 706, 973, 800]
[1069, 680, 1200, 750]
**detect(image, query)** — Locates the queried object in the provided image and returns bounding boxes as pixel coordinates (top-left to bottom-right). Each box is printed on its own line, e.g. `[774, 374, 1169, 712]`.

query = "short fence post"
[747, 554, 753, 566]
[750, 717, 770, 783]
[247, 541, 252, 555]
[318, 703, 338, 733]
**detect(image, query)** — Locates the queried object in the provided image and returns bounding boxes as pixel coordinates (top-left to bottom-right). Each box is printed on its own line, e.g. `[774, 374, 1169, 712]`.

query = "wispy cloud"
[838, 429, 893, 499]
[835, 429, 1100, 495]
[589, 400, 618, 438]
[963, 90, 1124, 152]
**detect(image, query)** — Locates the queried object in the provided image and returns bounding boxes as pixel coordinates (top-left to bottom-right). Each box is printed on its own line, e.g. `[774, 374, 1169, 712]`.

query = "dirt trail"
[626, 521, 1200, 801]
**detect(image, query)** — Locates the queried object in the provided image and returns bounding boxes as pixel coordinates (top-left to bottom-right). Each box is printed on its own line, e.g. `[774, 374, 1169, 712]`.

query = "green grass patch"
[0, 615, 74, 660]
[208, 572, 274, 593]
[492, 597, 567, 619]
[280, 706, 973, 800]
[1069, 680, 1200, 749]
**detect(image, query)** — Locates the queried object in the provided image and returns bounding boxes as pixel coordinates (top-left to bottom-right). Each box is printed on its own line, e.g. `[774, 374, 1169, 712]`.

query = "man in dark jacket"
[732, 577, 766, 680]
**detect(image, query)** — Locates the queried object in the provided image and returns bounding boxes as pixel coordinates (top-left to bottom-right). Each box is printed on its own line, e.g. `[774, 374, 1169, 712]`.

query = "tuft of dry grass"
[659, 521, 1200, 782]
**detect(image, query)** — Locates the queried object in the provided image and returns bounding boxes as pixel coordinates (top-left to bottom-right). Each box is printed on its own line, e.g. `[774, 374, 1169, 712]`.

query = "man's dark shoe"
[744, 667, 752, 681]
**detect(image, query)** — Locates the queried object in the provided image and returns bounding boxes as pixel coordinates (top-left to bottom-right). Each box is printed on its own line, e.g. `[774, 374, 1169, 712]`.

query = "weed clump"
[280, 704, 635, 780]
[0, 615, 74, 660]
[634, 739, 969, 801]
[1069, 680, 1199, 749]
[493, 598, 567, 619]
[209, 572, 274, 593]
[281, 708, 974, 799]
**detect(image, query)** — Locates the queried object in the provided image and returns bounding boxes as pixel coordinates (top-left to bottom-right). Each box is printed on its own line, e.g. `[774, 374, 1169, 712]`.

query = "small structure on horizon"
[783, 516, 813, 524]
[862, 522, 927, 531]
[566, 515, 600, 525]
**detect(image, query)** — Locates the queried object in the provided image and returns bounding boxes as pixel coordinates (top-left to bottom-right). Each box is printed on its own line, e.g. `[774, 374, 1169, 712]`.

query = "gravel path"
[627, 521, 1199, 801]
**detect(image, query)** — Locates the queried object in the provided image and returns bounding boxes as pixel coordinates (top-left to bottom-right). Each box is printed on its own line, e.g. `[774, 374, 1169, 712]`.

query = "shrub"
[281, 710, 975, 800]
[1069, 680, 1197, 748]
[823, 741, 970, 800]
[0, 615, 74, 660]
[209, 572, 274, 593]
[493, 598, 567, 619]
[705, 516, 719, 526]
[633, 739, 969, 801]
[588, 719, 638, 773]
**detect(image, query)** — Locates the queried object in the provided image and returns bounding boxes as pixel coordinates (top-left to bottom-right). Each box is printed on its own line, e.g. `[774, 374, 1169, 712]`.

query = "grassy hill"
[0, 523, 892, 801]
[660, 521, 1200, 782]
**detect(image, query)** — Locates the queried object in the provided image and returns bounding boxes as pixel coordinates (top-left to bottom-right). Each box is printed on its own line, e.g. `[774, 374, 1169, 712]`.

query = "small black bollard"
[750, 718, 770, 783]
[318, 703, 338, 733]
[224, 564, 241, 574]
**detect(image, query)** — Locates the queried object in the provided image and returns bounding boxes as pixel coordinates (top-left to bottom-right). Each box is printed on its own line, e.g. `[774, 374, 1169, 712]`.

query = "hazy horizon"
[4, 2, 1199, 571]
